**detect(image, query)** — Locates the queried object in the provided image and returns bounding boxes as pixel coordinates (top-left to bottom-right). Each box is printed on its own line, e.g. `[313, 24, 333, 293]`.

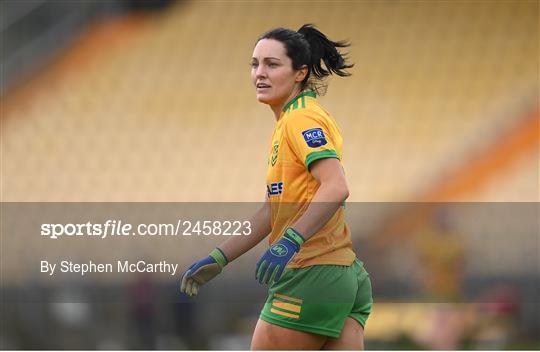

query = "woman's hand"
[255, 228, 305, 285]
[180, 248, 228, 297]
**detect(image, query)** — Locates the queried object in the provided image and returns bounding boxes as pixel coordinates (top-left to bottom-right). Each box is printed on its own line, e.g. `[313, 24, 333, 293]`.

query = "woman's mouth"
[256, 83, 271, 90]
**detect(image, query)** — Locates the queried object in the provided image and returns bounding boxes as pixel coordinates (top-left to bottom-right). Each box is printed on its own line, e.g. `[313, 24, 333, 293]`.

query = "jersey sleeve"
[284, 111, 341, 170]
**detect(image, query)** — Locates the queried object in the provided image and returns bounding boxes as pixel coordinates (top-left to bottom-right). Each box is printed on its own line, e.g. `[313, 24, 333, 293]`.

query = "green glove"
[180, 248, 228, 297]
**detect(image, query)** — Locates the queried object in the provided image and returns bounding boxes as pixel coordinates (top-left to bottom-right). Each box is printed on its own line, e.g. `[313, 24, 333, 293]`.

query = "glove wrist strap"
[284, 227, 305, 248]
[209, 248, 228, 268]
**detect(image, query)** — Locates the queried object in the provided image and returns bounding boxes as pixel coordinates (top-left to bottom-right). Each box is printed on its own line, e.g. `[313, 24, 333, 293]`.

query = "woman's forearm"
[291, 182, 349, 240]
[218, 202, 272, 262]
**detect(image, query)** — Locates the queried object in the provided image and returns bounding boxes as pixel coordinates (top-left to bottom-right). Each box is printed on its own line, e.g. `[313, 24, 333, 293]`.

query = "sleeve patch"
[302, 128, 327, 148]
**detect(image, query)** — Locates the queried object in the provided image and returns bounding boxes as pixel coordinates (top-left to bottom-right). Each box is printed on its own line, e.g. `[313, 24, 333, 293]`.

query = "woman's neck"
[271, 87, 302, 121]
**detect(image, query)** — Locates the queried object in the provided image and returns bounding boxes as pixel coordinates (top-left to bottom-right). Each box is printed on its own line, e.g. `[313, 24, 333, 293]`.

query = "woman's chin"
[256, 94, 272, 105]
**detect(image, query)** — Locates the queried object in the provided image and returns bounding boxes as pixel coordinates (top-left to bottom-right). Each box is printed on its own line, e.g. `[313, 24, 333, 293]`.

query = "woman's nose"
[256, 65, 267, 77]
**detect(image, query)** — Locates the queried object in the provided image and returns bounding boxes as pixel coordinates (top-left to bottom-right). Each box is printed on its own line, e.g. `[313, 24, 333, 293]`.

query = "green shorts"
[260, 259, 373, 338]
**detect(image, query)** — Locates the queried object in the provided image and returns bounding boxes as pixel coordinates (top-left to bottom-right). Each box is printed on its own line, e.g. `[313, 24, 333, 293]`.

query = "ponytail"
[297, 24, 353, 81]
[257, 24, 353, 95]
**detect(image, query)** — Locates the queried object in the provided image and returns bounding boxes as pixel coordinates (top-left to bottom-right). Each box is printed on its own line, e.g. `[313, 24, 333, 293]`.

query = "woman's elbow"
[327, 181, 349, 202]
[339, 184, 350, 201]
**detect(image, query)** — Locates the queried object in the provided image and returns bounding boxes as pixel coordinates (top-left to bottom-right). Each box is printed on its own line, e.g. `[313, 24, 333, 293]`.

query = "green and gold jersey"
[266, 91, 355, 268]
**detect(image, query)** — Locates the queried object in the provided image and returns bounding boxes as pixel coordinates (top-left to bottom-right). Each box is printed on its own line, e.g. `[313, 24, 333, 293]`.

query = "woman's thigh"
[251, 319, 327, 350]
[322, 317, 364, 350]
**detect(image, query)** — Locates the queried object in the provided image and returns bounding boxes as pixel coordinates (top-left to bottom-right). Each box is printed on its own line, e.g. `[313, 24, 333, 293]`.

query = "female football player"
[181, 24, 372, 350]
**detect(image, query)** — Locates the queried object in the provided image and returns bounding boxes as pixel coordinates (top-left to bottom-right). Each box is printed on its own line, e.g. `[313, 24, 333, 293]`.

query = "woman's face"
[251, 39, 305, 107]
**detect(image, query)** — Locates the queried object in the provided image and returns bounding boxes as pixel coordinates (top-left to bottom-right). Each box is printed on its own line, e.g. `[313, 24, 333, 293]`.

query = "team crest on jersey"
[271, 142, 279, 166]
[302, 128, 327, 148]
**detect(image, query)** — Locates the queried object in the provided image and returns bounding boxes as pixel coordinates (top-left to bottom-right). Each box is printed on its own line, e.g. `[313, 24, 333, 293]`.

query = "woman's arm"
[291, 158, 349, 239]
[180, 200, 271, 296]
[253, 157, 348, 285]
[218, 200, 272, 262]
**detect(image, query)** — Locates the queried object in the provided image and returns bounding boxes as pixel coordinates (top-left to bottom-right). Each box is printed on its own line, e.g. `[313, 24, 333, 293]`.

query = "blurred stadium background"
[1, 0, 538, 350]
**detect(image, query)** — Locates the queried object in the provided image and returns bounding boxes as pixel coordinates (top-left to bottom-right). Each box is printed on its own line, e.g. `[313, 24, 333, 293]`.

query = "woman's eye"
[268, 63, 278, 67]
[250, 62, 258, 68]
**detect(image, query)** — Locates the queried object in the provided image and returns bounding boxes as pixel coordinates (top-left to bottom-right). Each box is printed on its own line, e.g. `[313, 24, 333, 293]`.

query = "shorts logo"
[302, 128, 327, 148]
[270, 244, 288, 257]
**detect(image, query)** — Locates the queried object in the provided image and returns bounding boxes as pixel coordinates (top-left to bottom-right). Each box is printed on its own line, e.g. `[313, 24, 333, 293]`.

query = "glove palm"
[180, 248, 228, 297]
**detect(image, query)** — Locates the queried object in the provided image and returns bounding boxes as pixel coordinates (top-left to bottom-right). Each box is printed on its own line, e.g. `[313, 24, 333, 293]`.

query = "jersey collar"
[282, 90, 317, 113]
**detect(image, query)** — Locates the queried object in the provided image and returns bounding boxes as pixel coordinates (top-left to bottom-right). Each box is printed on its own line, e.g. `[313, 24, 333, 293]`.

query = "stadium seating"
[2, 1, 537, 203]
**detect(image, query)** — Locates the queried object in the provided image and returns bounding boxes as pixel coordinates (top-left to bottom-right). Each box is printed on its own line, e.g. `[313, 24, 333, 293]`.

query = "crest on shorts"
[302, 128, 327, 148]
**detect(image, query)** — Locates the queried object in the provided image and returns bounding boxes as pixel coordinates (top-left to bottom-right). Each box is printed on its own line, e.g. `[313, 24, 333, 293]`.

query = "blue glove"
[256, 227, 305, 285]
[180, 248, 228, 297]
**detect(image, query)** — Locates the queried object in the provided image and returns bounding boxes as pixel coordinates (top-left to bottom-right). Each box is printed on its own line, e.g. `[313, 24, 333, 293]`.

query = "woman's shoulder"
[284, 100, 332, 125]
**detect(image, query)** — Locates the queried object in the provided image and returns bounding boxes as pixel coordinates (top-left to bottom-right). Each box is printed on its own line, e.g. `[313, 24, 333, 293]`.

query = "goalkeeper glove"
[180, 248, 228, 297]
[256, 227, 305, 285]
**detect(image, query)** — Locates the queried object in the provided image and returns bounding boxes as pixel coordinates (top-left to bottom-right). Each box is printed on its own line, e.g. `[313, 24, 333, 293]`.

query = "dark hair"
[257, 24, 353, 95]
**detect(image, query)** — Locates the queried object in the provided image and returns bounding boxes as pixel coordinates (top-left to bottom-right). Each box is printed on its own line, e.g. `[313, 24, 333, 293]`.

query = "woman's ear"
[295, 65, 308, 83]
